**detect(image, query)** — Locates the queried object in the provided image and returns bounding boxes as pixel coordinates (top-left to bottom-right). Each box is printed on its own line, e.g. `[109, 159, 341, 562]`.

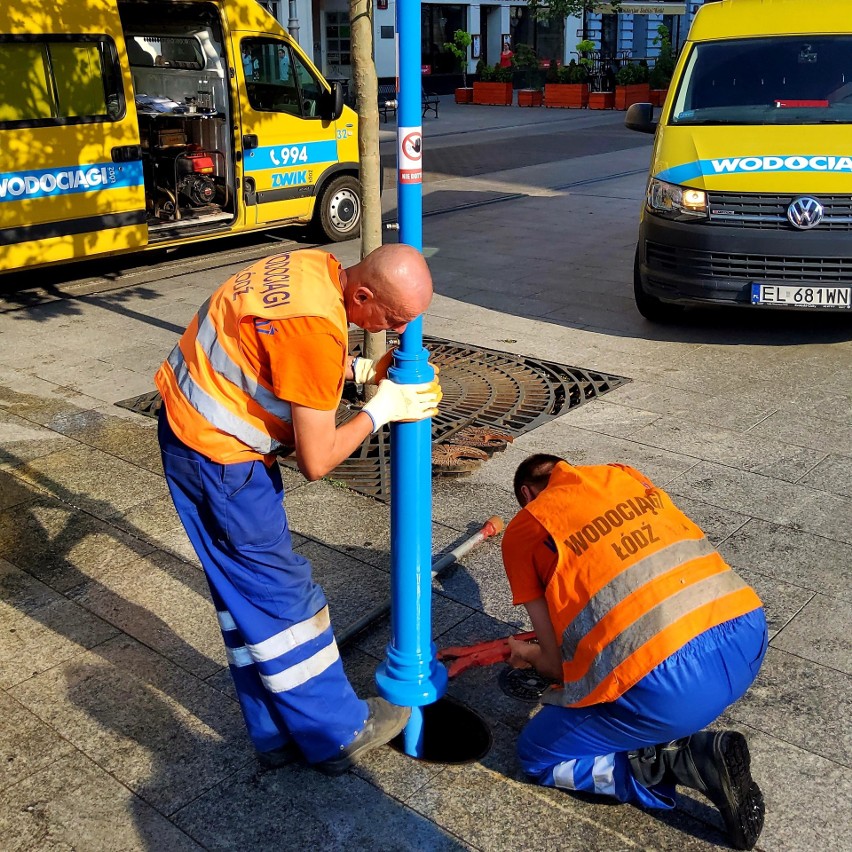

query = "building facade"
[261, 0, 709, 90]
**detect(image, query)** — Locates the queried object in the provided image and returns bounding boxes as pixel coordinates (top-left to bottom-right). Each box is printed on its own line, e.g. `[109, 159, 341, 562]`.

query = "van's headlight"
[646, 178, 708, 219]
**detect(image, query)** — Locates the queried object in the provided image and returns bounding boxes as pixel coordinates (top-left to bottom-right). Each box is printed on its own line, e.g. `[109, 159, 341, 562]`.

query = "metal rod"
[339, 516, 504, 647]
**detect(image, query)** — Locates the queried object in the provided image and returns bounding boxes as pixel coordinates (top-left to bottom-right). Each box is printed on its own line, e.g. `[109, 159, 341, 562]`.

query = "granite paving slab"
[797, 452, 852, 498]
[732, 567, 814, 639]
[747, 409, 852, 457]
[665, 461, 852, 545]
[172, 758, 470, 851]
[65, 548, 226, 679]
[11, 635, 254, 815]
[0, 408, 75, 470]
[0, 750, 203, 851]
[8, 443, 166, 522]
[0, 494, 155, 593]
[0, 690, 76, 790]
[726, 647, 852, 767]
[719, 518, 852, 602]
[769, 593, 852, 674]
[0, 470, 36, 512]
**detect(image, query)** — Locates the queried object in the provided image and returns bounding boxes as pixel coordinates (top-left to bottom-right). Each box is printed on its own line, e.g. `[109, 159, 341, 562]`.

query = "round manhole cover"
[498, 666, 554, 702]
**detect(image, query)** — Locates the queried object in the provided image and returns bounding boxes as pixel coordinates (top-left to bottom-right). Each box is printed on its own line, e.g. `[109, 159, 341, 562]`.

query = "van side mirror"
[625, 102, 657, 134]
[322, 81, 344, 121]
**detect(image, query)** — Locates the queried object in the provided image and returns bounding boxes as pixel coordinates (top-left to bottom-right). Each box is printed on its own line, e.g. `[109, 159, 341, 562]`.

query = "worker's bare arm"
[508, 597, 562, 681]
[291, 403, 373, 481]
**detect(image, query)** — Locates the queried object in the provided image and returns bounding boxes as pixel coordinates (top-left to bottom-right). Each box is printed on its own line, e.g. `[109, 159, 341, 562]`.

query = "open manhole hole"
[391, 696, 491, 764]
[498, 666, 556, 703]
[117, 335, 628, 498]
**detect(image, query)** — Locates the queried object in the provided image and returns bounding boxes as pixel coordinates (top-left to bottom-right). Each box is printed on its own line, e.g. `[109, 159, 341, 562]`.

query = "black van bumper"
[637, 214, 852, 308]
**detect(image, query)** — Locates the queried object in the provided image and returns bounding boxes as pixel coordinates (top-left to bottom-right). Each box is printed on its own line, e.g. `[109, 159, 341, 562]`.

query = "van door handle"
[243, 134, 259, 150]
[111, 145, 143, 163]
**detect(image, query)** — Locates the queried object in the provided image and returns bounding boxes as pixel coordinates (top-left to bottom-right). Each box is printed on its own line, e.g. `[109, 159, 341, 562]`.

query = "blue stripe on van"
[244, 140, 338, 172]
[655, 154, 852, 184]
[0, 161, 144, 203]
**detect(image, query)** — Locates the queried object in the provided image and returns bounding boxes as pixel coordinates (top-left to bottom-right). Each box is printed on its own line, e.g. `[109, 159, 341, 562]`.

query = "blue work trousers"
[518, 607, 768, 808]
[158, 412, 368, 763]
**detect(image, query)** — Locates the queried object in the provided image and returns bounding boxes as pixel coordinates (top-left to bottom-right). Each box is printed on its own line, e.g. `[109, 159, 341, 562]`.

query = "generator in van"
[0, 0, 361, 276]
[626, 0, 852, 320]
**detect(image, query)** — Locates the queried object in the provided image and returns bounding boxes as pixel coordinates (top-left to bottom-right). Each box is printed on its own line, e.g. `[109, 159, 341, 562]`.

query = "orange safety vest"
[155, 250, 346, 464]
[525, 462, 762, 708]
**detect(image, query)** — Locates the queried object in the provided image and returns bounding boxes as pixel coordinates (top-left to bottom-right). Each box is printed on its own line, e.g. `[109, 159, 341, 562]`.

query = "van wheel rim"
[328, 188, 360, 232]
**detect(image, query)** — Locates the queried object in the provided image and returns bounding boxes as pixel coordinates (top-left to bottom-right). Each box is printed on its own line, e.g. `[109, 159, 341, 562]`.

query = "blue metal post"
[374, 0, 447, 756]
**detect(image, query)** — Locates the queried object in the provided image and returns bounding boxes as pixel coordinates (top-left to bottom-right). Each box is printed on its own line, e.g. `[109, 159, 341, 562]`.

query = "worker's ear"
[352, 285, 373, 306]
[519, 484, 534, 507]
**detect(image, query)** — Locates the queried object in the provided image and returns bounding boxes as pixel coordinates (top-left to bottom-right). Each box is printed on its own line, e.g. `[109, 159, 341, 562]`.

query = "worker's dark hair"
[513, 454, 564, 505]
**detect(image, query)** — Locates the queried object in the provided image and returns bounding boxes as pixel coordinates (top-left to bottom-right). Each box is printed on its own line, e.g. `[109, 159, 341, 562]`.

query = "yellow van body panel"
[689, 0, 852, 41]
[0, 0, 360, 275]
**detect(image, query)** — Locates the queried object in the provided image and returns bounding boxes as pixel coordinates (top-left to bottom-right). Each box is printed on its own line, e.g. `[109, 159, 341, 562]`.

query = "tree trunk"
[349, 0, 386, 393]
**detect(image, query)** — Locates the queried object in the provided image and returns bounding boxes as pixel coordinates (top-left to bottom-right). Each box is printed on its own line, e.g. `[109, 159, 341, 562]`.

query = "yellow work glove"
[362, 379, 442, 432]
[352, 351, 439, 386]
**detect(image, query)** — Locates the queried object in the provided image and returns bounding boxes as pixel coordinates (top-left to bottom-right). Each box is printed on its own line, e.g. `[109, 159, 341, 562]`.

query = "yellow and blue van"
[0, 0, 361, 276]
[626, 0, 852, 320]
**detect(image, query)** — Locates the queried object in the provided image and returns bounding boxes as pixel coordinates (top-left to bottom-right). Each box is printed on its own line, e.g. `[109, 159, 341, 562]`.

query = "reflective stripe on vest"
[555, 568, 750, 706]
[194, 299, 293, 425]
[562, 537, 717, 658]
[167, 345, 282, 455]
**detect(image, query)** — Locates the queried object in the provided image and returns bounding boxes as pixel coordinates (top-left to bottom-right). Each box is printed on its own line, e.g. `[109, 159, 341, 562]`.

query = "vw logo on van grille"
[787, 196, 824, 230]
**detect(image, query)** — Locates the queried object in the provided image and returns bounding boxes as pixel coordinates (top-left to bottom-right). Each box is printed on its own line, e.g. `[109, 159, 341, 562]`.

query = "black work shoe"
[257, 742, 301, 770]
[313, 697, 410, 777]
[671, 731, 765, 850]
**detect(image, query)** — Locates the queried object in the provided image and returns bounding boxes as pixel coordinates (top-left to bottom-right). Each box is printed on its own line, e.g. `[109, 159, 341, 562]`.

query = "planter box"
[544, 83, 589, 108]
[455, 87, 473, 104]
[472, 81, 513, 106]
[588, 91, 615, 110]
[615, 83, 652, 110]
[650, 88, 668, 107]
[518, 89, 543, 107]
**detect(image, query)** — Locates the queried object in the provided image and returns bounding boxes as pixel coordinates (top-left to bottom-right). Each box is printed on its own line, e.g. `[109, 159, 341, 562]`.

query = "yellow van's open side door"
[233, 33, 338, 226]
[0, 13, 147, 273]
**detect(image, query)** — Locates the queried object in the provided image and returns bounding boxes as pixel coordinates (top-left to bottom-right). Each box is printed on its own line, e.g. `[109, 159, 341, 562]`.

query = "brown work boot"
[256, 741, 301, 770]
[313, 697, 410, 776]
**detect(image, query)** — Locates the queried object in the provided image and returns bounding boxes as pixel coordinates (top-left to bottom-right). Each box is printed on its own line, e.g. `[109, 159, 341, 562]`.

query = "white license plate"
[751, 284, 851, 308]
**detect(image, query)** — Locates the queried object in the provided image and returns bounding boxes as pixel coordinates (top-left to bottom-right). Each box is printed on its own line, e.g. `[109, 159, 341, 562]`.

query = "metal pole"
[374, 0, 447, 757]
[287, 0, 300, 42]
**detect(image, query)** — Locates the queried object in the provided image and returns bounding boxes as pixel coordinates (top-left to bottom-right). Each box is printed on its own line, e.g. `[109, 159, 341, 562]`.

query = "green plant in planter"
[477, 58, 494, 82]
[513, 42, 540, 89]
[493, 62, 513, 84]
[443, 29, 472, 88]
[545, 59, 559, 84]
[559, 59, 589, 84]
[615, 62, 644, 86]
[649, 24, 675, 90]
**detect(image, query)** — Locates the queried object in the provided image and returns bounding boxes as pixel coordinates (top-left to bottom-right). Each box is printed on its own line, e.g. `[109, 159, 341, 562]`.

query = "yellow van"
[626, 0, 852, 320]
[0, 0, 361, 276]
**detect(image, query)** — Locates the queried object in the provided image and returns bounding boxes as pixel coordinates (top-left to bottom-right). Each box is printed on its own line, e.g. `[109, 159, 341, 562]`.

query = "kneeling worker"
[501, 454, 767, 850]
[155, 245, 441, 774]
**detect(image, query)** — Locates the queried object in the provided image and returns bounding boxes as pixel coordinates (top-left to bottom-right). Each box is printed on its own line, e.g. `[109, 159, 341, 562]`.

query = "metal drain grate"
[498, 666, 555, 702]
[116, 335, 628, 498]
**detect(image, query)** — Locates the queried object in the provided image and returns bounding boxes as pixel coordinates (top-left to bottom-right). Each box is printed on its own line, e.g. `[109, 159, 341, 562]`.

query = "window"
[324, 11, 351, 69]
[242, 38, 324, 118]
[671, 36, 852, 126]
[421, 4, 465, 74]
[0, 36, 123, 127]
[126, 35, 205, 70]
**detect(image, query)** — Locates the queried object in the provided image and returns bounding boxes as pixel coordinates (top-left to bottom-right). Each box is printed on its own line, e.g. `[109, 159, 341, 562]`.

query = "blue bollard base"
[375, 656, 448, 708]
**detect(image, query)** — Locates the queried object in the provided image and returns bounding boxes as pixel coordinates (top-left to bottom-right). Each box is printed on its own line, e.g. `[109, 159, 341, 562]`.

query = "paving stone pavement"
[0, 99, 850, 851]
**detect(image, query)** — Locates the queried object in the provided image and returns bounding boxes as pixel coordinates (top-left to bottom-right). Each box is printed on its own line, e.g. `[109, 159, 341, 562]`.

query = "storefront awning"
[598, 2, 687, 13]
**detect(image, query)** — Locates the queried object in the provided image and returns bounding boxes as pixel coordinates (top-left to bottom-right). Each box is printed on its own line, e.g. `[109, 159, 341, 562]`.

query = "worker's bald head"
[513, 454, 564, 507]
[342, 244, 433, 334]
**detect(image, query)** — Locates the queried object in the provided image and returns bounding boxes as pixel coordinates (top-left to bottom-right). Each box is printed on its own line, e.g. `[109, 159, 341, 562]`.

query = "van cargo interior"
[118, 1, 235, 238]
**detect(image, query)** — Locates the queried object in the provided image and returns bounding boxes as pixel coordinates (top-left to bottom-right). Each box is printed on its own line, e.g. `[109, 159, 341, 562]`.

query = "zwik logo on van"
[0, 162, 144, 202]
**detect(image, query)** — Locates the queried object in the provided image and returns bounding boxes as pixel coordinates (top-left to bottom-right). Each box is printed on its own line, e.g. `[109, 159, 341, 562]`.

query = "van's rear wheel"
[316, 175, 361, 242]
[634, 245, 683, 323]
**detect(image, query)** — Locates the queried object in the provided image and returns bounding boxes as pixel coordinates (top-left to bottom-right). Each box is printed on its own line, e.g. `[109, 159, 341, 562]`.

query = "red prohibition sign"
[402, 131, 423, 161]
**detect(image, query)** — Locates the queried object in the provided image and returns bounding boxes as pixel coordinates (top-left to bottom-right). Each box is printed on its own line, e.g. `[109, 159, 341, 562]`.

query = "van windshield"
[671, 36, 852, 125]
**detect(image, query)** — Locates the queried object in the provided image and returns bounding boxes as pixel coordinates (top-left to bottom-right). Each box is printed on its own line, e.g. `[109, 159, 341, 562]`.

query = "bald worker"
[155, 245, 441, 775]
